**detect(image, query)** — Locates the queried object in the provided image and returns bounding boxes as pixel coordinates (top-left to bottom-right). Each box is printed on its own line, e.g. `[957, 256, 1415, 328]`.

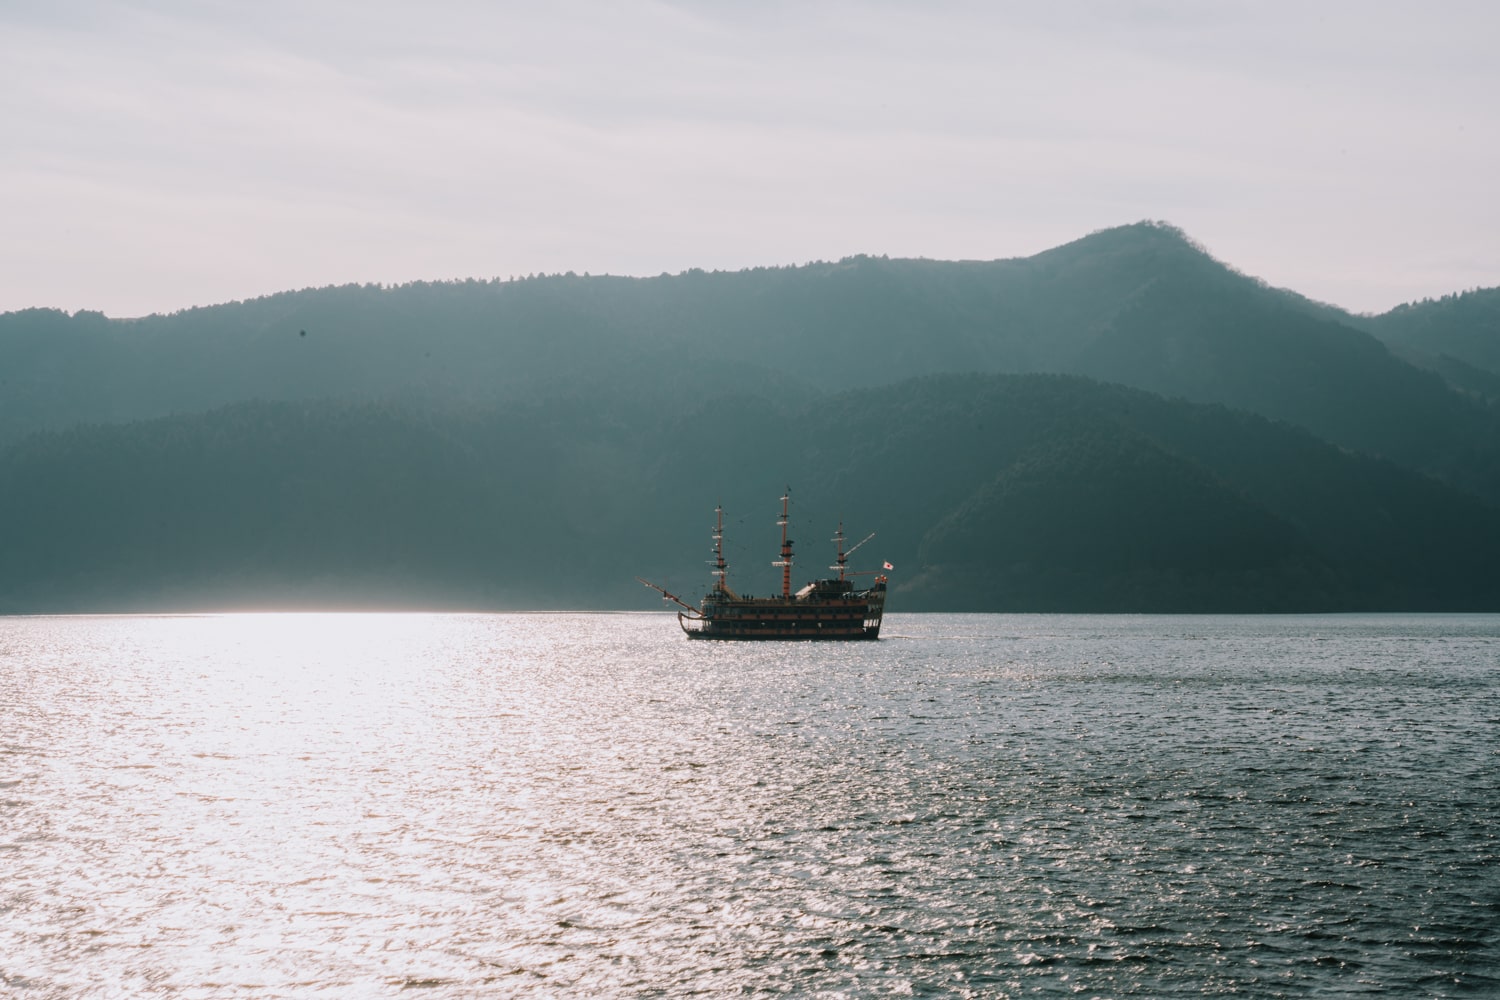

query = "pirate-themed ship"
[638, 491, 888, 640]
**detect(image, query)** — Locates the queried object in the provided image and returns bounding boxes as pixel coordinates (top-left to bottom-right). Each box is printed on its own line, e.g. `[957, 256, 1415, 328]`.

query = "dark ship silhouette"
[639, 491, 888, 640]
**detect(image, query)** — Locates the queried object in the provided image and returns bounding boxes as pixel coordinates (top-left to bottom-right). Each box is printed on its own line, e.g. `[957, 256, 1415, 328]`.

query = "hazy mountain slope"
[8, 222, 1209, 391]
[1358, 287, 1500, 380]
[1073, 266, 1490, 474]
[3, 375, 1495, 614]
[765, 375, 1500, 611]
[1378, 345, 1500, 402]
[911, 428, 1341, 612]
[4, 222, 1496, 499]
[0, 396, 672, 611]
[0, 283, 816, 445]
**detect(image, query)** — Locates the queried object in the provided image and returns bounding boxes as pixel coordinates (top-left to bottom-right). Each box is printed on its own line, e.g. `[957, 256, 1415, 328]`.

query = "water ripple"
[1, 612, 1496, 997]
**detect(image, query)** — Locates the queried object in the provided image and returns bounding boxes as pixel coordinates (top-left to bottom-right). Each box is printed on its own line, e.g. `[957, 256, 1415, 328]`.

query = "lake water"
[2, 612, 1496, 997]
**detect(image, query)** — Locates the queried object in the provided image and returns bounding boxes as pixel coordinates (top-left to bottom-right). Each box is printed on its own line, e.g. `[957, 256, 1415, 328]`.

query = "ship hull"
[682, 617, 882, 640]
[679, 582, 886, 641]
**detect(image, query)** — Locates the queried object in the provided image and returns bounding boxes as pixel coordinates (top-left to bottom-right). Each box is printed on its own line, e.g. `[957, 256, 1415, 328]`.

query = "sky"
[2, 0, 1496, 318]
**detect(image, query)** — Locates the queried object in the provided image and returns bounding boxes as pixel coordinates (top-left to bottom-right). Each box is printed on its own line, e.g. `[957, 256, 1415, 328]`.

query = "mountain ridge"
[10, 221, 1494, 497]
[3, 223, 1498, 612]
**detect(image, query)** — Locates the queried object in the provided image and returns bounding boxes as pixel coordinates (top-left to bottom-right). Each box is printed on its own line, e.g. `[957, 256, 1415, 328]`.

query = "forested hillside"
[2, 375, 1496, 613]
[5, 223, 1498, 501]
[1357, 287, 1500, 395]
[3, 222, 1497, 612]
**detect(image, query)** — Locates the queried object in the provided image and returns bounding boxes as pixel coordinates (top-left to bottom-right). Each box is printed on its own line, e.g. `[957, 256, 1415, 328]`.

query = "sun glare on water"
[3, 613, 1497, 995]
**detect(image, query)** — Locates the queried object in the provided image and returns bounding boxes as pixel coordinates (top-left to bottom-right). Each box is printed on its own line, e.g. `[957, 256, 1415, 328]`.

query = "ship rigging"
[638, 490, 888, 640]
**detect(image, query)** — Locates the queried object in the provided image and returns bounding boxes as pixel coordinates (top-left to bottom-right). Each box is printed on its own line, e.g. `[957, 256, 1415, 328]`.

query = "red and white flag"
[883, 561, 894, 570]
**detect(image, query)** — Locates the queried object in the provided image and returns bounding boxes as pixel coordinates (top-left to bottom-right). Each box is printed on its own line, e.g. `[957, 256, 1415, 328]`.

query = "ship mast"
[711, 503, 728, 593]
[831, 527, 876, 581]
[773, 489, 793, 599]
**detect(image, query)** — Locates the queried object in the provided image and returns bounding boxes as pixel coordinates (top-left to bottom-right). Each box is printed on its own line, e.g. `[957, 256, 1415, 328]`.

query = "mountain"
[4, 223, 1496, 504]
[2, 375, 1496, 614]
[4, 223, 1498, 613]
[1357, 287, 1500, 384]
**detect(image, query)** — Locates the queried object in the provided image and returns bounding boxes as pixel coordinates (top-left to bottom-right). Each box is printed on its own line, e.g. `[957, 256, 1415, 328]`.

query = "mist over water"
[2, 612, 1496, 997]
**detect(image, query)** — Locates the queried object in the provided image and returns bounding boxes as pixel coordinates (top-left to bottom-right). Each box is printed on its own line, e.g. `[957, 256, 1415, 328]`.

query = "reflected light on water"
[1, 612, 1497, 996]
[3, 612, 603, 995]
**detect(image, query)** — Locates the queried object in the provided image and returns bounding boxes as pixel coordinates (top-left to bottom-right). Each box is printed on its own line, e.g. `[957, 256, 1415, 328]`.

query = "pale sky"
[3, 0, 1496, 317]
